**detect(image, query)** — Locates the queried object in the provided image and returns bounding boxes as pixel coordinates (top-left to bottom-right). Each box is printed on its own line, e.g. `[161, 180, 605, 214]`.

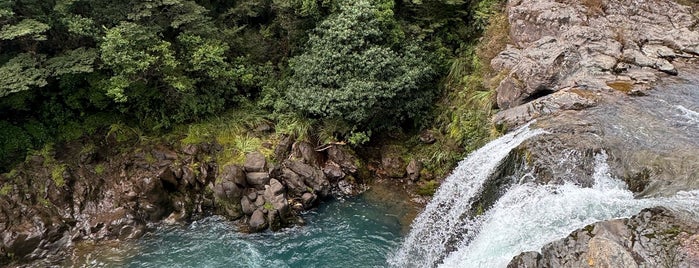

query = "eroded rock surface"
[494, 0, 699, 126]
[508, 207, 699, 268]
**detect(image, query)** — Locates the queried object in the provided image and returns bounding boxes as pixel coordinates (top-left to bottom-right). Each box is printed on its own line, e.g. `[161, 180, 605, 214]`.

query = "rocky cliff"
[493, 0, 699, 127]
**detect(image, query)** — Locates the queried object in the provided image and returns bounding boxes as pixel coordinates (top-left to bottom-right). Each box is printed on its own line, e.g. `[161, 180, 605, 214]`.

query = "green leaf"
[0, 54, 49, 97]
[46, 48, 98, 76]
[0, 19, 50, 41]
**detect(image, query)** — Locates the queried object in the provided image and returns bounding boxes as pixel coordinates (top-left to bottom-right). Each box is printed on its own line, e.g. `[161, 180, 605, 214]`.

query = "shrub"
[285, 0, 437, 134]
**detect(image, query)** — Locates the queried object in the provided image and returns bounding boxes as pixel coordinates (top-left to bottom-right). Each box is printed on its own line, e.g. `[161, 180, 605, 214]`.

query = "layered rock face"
[509, 207, 699, 268]
[493, 0, 699, 127]
[0, 137, 364, 266]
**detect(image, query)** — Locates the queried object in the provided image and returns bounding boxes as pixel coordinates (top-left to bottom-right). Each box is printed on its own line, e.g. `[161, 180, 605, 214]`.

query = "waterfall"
[389, 125, 699, 268]
[388, 123, 546, 267]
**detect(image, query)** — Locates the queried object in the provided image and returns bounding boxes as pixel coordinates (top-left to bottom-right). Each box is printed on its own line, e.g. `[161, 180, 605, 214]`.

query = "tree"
[285, 0, 437, 133]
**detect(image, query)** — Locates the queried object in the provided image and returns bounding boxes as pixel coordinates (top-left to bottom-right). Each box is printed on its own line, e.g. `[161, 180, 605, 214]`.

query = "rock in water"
[249, 209, 268, 232]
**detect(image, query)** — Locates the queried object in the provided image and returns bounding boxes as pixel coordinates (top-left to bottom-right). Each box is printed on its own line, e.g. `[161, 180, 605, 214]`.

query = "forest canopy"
[0, 0, 502, 171]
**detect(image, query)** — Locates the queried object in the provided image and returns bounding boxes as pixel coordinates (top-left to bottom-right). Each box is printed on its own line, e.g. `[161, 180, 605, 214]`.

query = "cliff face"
[493, 0, 699, 127]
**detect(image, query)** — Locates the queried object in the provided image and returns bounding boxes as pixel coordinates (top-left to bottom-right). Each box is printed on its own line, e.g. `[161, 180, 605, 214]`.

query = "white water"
[390, 125, 699, 268]
[388, 123, 546, 267]
[440, 153, 699, 267]
[676, 105, 699, 124]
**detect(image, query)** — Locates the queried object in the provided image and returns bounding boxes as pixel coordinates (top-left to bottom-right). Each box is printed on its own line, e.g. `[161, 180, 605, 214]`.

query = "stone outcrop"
[493, 0, 699, 127]
[0, 142, 219, 266]
[0, 137, 367, 266]
[508, 207, 699, 268]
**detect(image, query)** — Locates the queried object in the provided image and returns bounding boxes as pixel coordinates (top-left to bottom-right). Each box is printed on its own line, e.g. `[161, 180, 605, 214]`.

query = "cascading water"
[439, 152, 699, 267]
[388, 123, 547, 267]
[390, 126, 699, 268]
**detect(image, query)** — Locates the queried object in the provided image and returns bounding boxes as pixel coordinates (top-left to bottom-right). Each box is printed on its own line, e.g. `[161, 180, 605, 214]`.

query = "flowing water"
[388, 123, 547, 267]
[390, 69, 699, 267]
[67, 188, 413, 268]
[390, 131, 699, 268]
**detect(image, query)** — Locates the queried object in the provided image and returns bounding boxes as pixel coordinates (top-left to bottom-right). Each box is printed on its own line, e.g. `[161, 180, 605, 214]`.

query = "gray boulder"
[246, 172, 270, 189]
[493, 0, 699, 122]
[249, 209, 267, 232]
[244, 152, 266, 172]
[284, 160, 330, 196]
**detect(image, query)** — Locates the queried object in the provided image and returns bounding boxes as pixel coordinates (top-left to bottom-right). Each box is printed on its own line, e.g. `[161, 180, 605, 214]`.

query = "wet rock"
[246, 172, 270, 189]
[254, 195, 266, 208]
[274, 135, 293, 161]
[326, 146, 358, 174]
[181, 166, 195, 186]
[241, 196, 255, 215]
[263, 179, 288, 222]
[214, 180, 243, 200]
[322, 161, 345, 181]
[507, 251, 542, 268]
[494, 88, 599, 128]
[182, 144, 198, 155]
[336, 179, 355, 196]
[284, 160, 330, 196]
[220, 165, 247, 187]
[267, 209, 282, 231]
[508, 207, 699, 267]
[157, 166, 178, 187]
[244, 152, 266, 172]
[406, 159, 422, 182]
[281, 168, 308, 195]
[291, 141, 323, 167]
[381, 152, 406, 178]
[301, 192, 316, 208]
[494, 0, 699, 121]
[249, 209, 267, 232]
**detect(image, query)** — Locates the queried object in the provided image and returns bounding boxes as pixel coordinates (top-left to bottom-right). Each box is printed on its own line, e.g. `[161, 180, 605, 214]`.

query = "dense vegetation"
[0, 0, 505, 172]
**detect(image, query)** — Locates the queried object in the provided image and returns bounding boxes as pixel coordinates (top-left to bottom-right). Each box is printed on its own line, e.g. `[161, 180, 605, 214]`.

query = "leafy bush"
[285, 0, 437, 134]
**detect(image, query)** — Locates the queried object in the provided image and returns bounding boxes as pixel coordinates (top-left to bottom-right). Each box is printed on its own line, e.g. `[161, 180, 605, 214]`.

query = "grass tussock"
[179, 103, 275, 166]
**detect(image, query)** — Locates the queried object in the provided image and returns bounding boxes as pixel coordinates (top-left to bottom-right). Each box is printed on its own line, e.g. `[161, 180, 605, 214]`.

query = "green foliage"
[46, 48, 97, 76]
[0, 54, 49, 97]
[51, 164, 67, 187]
[263, 202, 274, 211]
[94, 164, 105, 175]
[285, 0, 437, 133]
[434, 0, 507, 151]
[179, 105, 273, 165]
[417, 180, 440, 196]
[0, 18, 50, 41]
[0, 184, 11, 196]
[274, 114, 314, 141]
[347, 131, 371, 146]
